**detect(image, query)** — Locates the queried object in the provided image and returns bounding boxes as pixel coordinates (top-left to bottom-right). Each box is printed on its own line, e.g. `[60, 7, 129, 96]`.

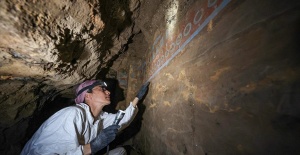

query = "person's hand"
[136, 82, 150, 100]
[90, 125, 119, 154]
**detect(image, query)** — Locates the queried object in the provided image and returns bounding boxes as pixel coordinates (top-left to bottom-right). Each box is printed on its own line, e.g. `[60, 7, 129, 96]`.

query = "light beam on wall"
[165, 0, 179, 38]
[146, 0, 232, 82]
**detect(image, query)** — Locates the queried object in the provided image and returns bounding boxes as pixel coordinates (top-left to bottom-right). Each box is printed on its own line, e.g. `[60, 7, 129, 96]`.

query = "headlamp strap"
[76, 81, 107, 96]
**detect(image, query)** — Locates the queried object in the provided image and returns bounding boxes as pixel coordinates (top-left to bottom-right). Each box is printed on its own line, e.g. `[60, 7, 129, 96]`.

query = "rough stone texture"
[0, 0, 300, 154]
[130, 0, 300, 154]
[0, 0, 140, 154]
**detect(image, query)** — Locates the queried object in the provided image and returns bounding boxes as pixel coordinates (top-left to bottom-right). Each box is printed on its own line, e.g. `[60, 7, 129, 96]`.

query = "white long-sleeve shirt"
[21, 102, 137, 155]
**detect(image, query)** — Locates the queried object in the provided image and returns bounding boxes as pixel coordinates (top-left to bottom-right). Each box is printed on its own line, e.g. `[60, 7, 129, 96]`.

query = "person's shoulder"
[52, 105, 88, 122]
[41, 105, 88, 130]
[54, 105, 85, 117]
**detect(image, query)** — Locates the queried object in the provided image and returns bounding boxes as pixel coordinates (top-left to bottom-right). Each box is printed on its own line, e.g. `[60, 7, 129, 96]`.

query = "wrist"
[83, 144, 91, 155]
[132, 97, 139, 107]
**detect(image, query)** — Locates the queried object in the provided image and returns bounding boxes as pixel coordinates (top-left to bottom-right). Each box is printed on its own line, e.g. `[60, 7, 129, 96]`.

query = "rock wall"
[130, 0, 300, 154]
[0, 0, 140, 154]
[1, 0, 300, 154]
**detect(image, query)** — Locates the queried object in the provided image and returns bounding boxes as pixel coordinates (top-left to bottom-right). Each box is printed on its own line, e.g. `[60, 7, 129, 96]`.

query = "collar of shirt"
[76, 103, 106, 125]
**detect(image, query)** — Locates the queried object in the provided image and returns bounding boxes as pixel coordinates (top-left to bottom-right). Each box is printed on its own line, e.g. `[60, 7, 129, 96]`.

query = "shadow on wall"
[272, 81, 300, 135]
[24, 95, 74, 145]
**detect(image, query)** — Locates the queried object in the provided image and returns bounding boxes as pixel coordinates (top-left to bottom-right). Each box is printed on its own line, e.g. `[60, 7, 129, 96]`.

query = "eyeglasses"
[101, 87, 107, 92]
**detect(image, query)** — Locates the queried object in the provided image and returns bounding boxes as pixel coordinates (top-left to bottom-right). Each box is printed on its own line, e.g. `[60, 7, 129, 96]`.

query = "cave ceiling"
[0, 0, 143, 127]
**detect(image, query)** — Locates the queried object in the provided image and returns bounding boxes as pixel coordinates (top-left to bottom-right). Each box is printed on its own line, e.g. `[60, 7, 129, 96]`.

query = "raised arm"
[132, 82, 150, 107]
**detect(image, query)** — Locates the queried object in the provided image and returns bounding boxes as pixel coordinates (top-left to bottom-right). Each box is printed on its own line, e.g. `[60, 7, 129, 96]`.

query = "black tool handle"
[113, 110, 125, 125]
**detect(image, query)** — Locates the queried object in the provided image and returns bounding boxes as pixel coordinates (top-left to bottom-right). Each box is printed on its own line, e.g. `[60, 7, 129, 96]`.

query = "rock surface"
[0, 0, 141, 153]
[1, 0, 300, 154]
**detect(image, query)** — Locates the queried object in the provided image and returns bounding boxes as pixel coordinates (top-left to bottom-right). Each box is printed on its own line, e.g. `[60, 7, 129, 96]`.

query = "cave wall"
[129, 0, 300, 154]
[1, 0, 300, 154]
[0, 0, 140, 125]
[0, 0, 140, 154]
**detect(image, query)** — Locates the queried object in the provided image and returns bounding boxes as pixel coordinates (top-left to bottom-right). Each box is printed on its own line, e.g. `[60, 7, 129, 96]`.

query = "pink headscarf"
[75, 80, 102, 104]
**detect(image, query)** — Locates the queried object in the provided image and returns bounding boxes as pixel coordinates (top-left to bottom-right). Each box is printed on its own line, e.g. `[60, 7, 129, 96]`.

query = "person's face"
[88, 85, 111, 105]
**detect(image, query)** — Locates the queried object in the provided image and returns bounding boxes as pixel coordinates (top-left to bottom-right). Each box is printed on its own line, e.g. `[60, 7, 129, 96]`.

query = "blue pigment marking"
[147, 0, 231, 82]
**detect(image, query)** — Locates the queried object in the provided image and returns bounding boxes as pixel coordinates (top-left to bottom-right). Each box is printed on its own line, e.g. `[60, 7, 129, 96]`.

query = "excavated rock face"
[0, 0, 140, 153]
[1, 0, 300, 154]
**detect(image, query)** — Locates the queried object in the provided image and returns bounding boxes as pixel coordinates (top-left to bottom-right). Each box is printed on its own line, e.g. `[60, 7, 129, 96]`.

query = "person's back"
[21, 105, 87, 154]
